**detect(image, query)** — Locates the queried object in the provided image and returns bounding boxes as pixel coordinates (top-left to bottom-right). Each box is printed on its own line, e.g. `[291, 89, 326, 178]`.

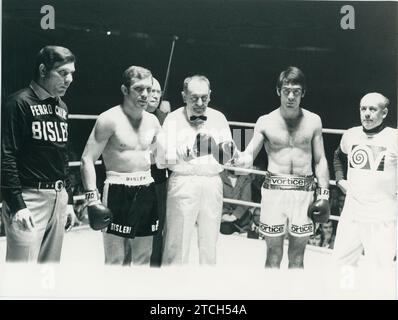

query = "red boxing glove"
[307, 187, 330, 223]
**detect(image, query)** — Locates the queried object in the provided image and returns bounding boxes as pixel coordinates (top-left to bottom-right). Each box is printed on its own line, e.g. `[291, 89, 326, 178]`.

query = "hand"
[13, 208, 35, 231]
[176, 144, 195, 162]
[159, 100, 171, 114]
[65, 204, 79, 232]
[193, 133, 218, 157]
[337, 179, 348, 194]
[231, 151, 252, 168]
[222, 213, 238, 223]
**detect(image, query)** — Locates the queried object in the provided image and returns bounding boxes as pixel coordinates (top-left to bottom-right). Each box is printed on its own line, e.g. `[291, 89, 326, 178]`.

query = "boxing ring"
[0, 115, 395, 300]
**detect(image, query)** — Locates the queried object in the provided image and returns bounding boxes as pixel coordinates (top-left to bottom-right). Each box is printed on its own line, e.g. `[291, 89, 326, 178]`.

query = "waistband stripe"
[105, 171, 154, 186]
[262, 172, 315, 191]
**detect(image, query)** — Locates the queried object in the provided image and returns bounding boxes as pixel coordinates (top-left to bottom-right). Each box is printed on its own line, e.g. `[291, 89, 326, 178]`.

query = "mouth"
[193, 107, 205, 113]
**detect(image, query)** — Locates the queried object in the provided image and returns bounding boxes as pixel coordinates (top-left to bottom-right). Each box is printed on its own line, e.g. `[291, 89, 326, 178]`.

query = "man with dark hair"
[235, 66, 330, 269]
[1, 45, 76, 262]
[80, 66, 161, 266]
[333, 92, 397, 268]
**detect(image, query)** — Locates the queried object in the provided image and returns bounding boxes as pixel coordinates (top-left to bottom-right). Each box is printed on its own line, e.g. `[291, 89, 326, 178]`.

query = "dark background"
[2, 0, 397, 177]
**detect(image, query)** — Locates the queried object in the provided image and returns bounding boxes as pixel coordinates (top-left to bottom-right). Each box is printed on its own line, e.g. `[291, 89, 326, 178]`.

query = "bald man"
[333, 92, 397, 268]
[147, 78, 170, 266]
[147, 78, 170, 125]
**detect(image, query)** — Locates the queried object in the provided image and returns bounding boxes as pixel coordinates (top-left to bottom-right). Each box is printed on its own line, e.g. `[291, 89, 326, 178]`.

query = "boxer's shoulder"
[95, 106, 120, 132]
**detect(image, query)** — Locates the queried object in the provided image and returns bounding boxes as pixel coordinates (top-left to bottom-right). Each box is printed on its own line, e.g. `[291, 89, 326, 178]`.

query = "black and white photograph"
[0, 0, 397, 302]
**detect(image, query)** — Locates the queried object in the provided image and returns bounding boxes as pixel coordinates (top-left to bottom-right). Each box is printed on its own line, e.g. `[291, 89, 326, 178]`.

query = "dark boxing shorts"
[102, 171, 159, 239]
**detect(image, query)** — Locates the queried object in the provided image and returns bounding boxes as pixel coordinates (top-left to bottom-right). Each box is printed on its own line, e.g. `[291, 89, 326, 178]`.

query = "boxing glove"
[193, 132, 218, 157]
[85, 190, 113, 230]
[307, 187, 330, 223]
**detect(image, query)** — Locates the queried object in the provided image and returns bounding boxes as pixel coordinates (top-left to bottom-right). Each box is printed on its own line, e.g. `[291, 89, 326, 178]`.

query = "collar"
[362, 122, 385, 134]
[29, 81, 56, 101]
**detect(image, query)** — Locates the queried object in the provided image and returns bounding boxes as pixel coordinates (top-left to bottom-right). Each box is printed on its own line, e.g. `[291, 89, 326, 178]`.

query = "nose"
[287, 91, 295, 100]
[65, 73, 73, 84]
[196, 98, 204, 106]
[141, 89, 150, 99]
[363, 109, 371, 118]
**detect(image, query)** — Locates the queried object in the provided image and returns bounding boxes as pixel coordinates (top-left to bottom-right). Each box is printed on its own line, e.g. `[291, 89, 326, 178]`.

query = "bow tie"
[189, 115, 207, 121]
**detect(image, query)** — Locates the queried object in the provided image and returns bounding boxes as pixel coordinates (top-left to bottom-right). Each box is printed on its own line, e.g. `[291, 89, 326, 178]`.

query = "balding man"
[147, 78, 170, 267]
[333, 92, 397, 268]
[147, 78, 170, 125]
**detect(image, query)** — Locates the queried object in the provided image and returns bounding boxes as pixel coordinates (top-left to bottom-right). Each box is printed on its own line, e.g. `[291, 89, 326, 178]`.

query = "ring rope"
[0, 114, 343, 222]
[68, 114, 341, 221]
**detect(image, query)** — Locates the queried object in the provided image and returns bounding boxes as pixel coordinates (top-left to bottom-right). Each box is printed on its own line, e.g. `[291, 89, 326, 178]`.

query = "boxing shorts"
[103, 171, 159, 239]
[259, 171, 316, 237]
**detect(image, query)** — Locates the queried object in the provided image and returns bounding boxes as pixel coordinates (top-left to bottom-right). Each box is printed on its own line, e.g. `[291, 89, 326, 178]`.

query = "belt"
[22, 180, 65, 191]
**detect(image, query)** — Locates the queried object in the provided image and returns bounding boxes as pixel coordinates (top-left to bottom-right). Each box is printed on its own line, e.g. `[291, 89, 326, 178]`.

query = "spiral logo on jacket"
[349, 144, 386, 171]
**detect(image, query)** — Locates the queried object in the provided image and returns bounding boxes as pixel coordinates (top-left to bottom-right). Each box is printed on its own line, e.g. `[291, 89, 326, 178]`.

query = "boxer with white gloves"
[234, 67, 330, 269]
[81, 66, 161, 266]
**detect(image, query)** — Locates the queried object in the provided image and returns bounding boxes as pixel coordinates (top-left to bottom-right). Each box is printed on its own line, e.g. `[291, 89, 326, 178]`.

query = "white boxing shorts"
[259, 171, 316, 238]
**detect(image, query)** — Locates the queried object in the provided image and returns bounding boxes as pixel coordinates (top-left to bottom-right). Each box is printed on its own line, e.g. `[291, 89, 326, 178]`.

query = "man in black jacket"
[1, 45, 76, 262]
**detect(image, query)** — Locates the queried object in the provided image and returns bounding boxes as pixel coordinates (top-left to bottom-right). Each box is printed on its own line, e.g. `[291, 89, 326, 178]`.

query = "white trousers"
[162, 173, 223, 266]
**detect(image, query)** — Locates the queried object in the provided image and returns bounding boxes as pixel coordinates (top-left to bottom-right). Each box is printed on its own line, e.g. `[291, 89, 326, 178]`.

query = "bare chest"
[264, 120, 313, 149]
[109, 118, 156, 151]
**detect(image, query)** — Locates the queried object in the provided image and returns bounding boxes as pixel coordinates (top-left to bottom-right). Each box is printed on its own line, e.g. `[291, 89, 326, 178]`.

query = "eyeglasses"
[188, 95, 209, 103]
[281, 88, 303, 97]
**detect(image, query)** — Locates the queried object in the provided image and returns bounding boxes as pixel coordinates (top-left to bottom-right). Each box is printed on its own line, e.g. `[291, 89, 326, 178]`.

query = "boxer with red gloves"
[81, 66, 160, 266]
[233, 67, 330, 269]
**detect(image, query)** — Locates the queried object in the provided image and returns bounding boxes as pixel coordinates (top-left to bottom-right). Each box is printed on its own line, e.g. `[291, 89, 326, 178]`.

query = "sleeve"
[217, 113, 233, 144]
[1, 97, 30, 213]
[333, 133, 348, 182]
[64, 147, 74, 205]
[63, 104, 73, 204]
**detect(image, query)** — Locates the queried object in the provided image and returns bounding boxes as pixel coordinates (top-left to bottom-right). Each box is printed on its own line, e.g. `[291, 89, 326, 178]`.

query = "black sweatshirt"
[1, 81, 70, 212]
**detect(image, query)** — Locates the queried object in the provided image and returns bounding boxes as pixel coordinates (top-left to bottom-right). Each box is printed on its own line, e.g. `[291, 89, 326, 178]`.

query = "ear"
[181, 91, 187, 103]
[39, 63, 47, 78]
[301, 89, 306, 98]
[276, 87, 281, 96]
[208, 90, 212, 102]
[382, 107, 388, 119]
[121, 84, 128, 96]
